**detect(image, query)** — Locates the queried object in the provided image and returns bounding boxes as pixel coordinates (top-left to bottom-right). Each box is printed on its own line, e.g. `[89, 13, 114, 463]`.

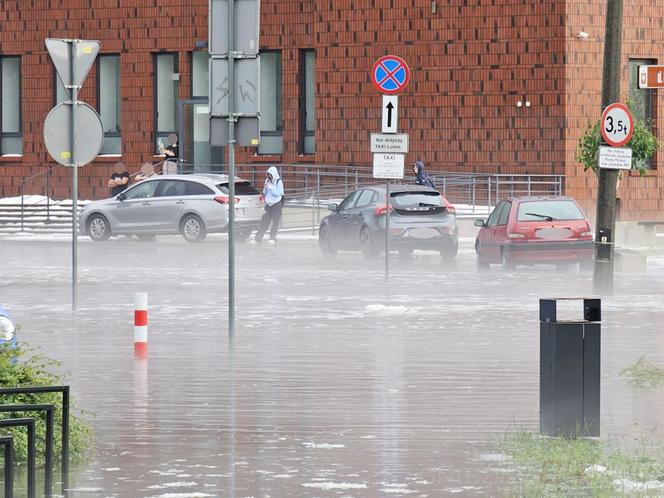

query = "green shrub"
[0, 342, 93, 464]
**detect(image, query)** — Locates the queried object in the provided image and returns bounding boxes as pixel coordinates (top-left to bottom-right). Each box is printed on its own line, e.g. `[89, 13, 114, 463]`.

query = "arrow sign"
[382, 95, 398, 133]
[46, 38, 100, 90]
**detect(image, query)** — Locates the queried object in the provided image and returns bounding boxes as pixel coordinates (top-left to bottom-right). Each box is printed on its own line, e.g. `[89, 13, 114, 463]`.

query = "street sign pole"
[69, 41, 78, 312]
[227, 0, 236, 343]
[385, 180, 390, 282]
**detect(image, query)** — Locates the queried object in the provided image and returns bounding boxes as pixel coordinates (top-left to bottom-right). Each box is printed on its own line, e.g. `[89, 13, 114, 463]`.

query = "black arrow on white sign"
[386, 102, 394, 127]
[381, 95, 398, 133]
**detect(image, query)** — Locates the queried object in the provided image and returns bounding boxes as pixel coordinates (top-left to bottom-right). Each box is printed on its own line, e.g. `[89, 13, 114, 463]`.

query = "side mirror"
[328, 203, 338, 212]
[117, 193, 126, 201]
[474, 219, 486, 228]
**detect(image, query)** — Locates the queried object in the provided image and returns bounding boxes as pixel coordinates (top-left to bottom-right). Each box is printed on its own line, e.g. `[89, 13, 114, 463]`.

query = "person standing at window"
[108, 161, 130, 197]
[159, 133, 179, 174]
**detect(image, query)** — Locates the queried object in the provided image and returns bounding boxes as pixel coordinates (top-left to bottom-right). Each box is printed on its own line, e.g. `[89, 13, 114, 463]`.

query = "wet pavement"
[1, 236, 663, 497]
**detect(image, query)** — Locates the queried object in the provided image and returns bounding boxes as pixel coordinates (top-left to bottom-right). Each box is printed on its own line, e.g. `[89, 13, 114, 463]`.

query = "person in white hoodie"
[255, 166, 284, 245]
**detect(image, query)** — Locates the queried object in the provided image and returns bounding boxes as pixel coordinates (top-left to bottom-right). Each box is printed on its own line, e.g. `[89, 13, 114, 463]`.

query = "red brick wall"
[565, 0, 664, 222]
[1, 0, 662, 219]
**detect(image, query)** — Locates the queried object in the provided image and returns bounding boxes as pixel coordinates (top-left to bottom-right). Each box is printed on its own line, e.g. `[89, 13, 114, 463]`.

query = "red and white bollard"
[134, 292, 148, 359]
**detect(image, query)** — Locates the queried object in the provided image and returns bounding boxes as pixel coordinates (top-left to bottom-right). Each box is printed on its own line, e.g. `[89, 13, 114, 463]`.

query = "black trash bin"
[540, 298, 601, 437]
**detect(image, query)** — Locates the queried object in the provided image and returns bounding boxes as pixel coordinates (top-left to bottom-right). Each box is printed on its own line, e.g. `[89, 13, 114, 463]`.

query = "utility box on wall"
[540, 298, 601, 437]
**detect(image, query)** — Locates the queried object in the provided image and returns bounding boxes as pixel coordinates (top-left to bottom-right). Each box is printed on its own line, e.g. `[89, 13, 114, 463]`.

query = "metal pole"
[316, 169, 321, 226]
[228, 0, 236, 341]
[70, 40, 78, 311]
[385, 179, 390, 282]
[1, 436, 13, 498]
[62, 386, 70, 493]
[594, 0, 623, 294]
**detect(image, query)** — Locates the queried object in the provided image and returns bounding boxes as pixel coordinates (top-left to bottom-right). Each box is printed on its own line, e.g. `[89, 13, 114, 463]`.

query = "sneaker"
[267, 239, 277, 247]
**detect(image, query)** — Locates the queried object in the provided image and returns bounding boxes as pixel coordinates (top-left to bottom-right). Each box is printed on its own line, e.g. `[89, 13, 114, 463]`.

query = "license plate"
[408, 227, 439, 239]
[536, 228, 572, 240]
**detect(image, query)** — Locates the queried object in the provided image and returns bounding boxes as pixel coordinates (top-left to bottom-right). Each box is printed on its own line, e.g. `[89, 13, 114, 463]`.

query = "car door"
[327, 190, 361, 247]
[151, 180, 191, 232]
[107, 180, 160, 233]
[478, 201, 506, 262]
[346, 190, 374, 243]
[494, 201, 512, 258]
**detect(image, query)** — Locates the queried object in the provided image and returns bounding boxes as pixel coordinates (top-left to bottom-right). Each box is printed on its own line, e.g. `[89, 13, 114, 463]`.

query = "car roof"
[151, 174, 249, 184]
[507, 196, 576, 203]
[367, 183, 440, 194]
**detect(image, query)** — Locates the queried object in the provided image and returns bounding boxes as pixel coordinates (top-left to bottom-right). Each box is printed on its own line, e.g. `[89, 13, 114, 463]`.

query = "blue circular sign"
[371, 55, 411, 94]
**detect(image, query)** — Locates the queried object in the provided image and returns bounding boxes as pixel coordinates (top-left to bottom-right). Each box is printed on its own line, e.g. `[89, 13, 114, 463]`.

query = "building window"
[192, 51, 208, 98]
[301, 50, 316, 154]
[629, 59, 656, 169]
[0, 56, 22, 155]
[97, 54, 121, 155]
[155, 53, 179, 152]
[259, 51, 282, 155]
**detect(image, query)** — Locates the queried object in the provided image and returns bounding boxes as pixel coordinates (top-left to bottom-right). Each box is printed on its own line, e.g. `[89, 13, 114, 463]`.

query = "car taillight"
[581, 231, 593, 238]
[508, 233, 525, 239]
[445, 203, 456, 214]
[214, 196, 240, 205]
[374, 204, 394, 216]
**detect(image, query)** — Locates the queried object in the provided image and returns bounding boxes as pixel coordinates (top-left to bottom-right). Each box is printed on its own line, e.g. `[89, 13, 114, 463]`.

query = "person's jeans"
[255, 199, 283, 242]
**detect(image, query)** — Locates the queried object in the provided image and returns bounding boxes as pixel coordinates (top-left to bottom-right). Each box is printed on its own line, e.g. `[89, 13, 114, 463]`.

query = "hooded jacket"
[414, 161, 435, 189]
[263, 166, 284, 206]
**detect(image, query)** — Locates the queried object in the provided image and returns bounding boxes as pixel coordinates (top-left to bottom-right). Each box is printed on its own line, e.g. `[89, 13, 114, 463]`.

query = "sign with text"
[600, 103, 634, 148]
[371, 133, 409, 154]
[638, 65, 664, 89]
[373, 153, 404, 179]
[598, 146, 632, 170]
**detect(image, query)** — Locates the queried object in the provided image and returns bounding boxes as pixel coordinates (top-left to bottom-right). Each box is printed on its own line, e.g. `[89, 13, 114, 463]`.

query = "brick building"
[0, 0, 662, 220]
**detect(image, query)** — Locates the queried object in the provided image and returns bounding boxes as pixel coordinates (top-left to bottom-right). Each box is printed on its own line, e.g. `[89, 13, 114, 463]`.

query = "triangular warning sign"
[46, 38, 100, 90]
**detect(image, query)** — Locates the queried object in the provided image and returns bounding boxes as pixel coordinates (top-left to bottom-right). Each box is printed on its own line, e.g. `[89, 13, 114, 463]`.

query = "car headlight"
[0, 316, 15, 341]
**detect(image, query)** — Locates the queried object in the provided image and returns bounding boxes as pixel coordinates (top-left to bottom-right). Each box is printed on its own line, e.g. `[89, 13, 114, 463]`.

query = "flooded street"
[1, 237, 664, 497]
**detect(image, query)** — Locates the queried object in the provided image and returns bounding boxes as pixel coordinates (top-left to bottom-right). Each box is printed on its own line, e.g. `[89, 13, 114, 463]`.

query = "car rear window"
[390, 191, 446, 214]
[517, 200, 585, 221]
[217, 181, 260, 195]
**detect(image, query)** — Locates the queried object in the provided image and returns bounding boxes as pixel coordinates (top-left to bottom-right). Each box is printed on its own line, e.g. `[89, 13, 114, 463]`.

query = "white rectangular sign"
[373, 153, 405, 179]
[371, 133, 409, 154]
[382, 95, 398, 133]
[598, 146, 632, 170]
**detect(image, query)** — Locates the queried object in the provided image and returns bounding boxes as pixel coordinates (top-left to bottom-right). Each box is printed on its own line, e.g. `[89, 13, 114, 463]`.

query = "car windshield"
[217, 181, 260, 195]
[390, 191, 444, 209]
[517, 200, 584, 221]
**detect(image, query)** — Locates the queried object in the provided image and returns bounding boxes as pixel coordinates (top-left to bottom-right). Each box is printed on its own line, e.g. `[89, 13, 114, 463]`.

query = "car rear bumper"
[504, 240, 594, 262]
[390, 231, 457, 251]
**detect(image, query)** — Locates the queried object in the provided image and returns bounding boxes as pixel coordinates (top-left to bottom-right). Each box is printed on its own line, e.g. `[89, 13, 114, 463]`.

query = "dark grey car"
[319, 184, 458, 259]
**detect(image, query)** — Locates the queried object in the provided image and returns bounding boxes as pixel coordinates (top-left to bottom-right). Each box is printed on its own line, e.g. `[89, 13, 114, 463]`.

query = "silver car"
[80, 174, 264, 242]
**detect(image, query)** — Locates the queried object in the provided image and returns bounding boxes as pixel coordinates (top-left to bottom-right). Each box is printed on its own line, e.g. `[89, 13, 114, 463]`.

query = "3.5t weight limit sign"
[601, 103, 634, 147]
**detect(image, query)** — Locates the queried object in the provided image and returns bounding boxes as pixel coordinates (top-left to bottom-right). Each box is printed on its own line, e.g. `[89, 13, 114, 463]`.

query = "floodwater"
[1, 236, 663, 497]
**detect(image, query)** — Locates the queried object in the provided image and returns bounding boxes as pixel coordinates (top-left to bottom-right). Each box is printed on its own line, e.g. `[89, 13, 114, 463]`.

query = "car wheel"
[360, 227, 377, 259]
[180, 214, 207, 243]
[475, 241, 489, 269]
[319, 224, 337, 257]
[440, 240, 459, 259]
[502, 249, 516, 269]
[87, 214, 111, 241]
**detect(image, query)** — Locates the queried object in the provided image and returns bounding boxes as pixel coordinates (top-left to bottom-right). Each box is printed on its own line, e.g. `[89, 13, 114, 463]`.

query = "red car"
[474, 196, 594, 268]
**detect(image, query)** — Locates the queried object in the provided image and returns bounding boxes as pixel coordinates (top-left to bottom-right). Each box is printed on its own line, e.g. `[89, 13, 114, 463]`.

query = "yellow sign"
[60, 151, 72, 159]
[83, 46, 92, 54]
[251, 138, 260, 145]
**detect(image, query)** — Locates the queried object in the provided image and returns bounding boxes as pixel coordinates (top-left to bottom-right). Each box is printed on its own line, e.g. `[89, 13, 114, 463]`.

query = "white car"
[80, 174, 264, 242]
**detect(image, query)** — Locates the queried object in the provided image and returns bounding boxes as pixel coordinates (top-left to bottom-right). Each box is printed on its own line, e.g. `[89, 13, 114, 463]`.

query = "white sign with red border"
[600, 103, 634, 147]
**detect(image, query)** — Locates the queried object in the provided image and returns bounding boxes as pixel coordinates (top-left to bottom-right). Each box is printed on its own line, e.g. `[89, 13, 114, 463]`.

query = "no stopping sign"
[600, 103, 634, 147]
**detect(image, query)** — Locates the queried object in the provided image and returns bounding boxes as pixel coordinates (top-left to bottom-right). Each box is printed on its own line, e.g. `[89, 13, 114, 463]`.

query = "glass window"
[497, 201, 511, 225]
[187, 181, 214, 196]
[629, 59, 656, 169]
[98, 55, 121, 154]
[155, 53, 179, 151]
[302, 50, 315, 154]
[258, 51, 283, 154]
[516, 200, 585, 221]
[156, 180, 188, 197]
[339, 191, 361, 211]
[192, 51, 208, 98]
[124, 180, 158, 200]
[355, 190, 375, 208]
[1, 56, 22, 155]
[486, 202, 505, 227]
[217, 181, 260, 195]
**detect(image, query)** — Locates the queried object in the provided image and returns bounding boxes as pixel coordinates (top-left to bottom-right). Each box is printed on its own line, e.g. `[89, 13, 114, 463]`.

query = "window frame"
[96, 53, 122, 154]
[124, 180, 159, 200]
[154, 52, 180, 151]
[486, 202, 505, 227]
[258, 49, 283, 155]
[0, 55, 22, 155]
[300, 49, 315, 154]
[497, 201, 511, 226]
[339, 191, 361, 211]
[629, 58, 657, 170]
[191, 51, 209, 99]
